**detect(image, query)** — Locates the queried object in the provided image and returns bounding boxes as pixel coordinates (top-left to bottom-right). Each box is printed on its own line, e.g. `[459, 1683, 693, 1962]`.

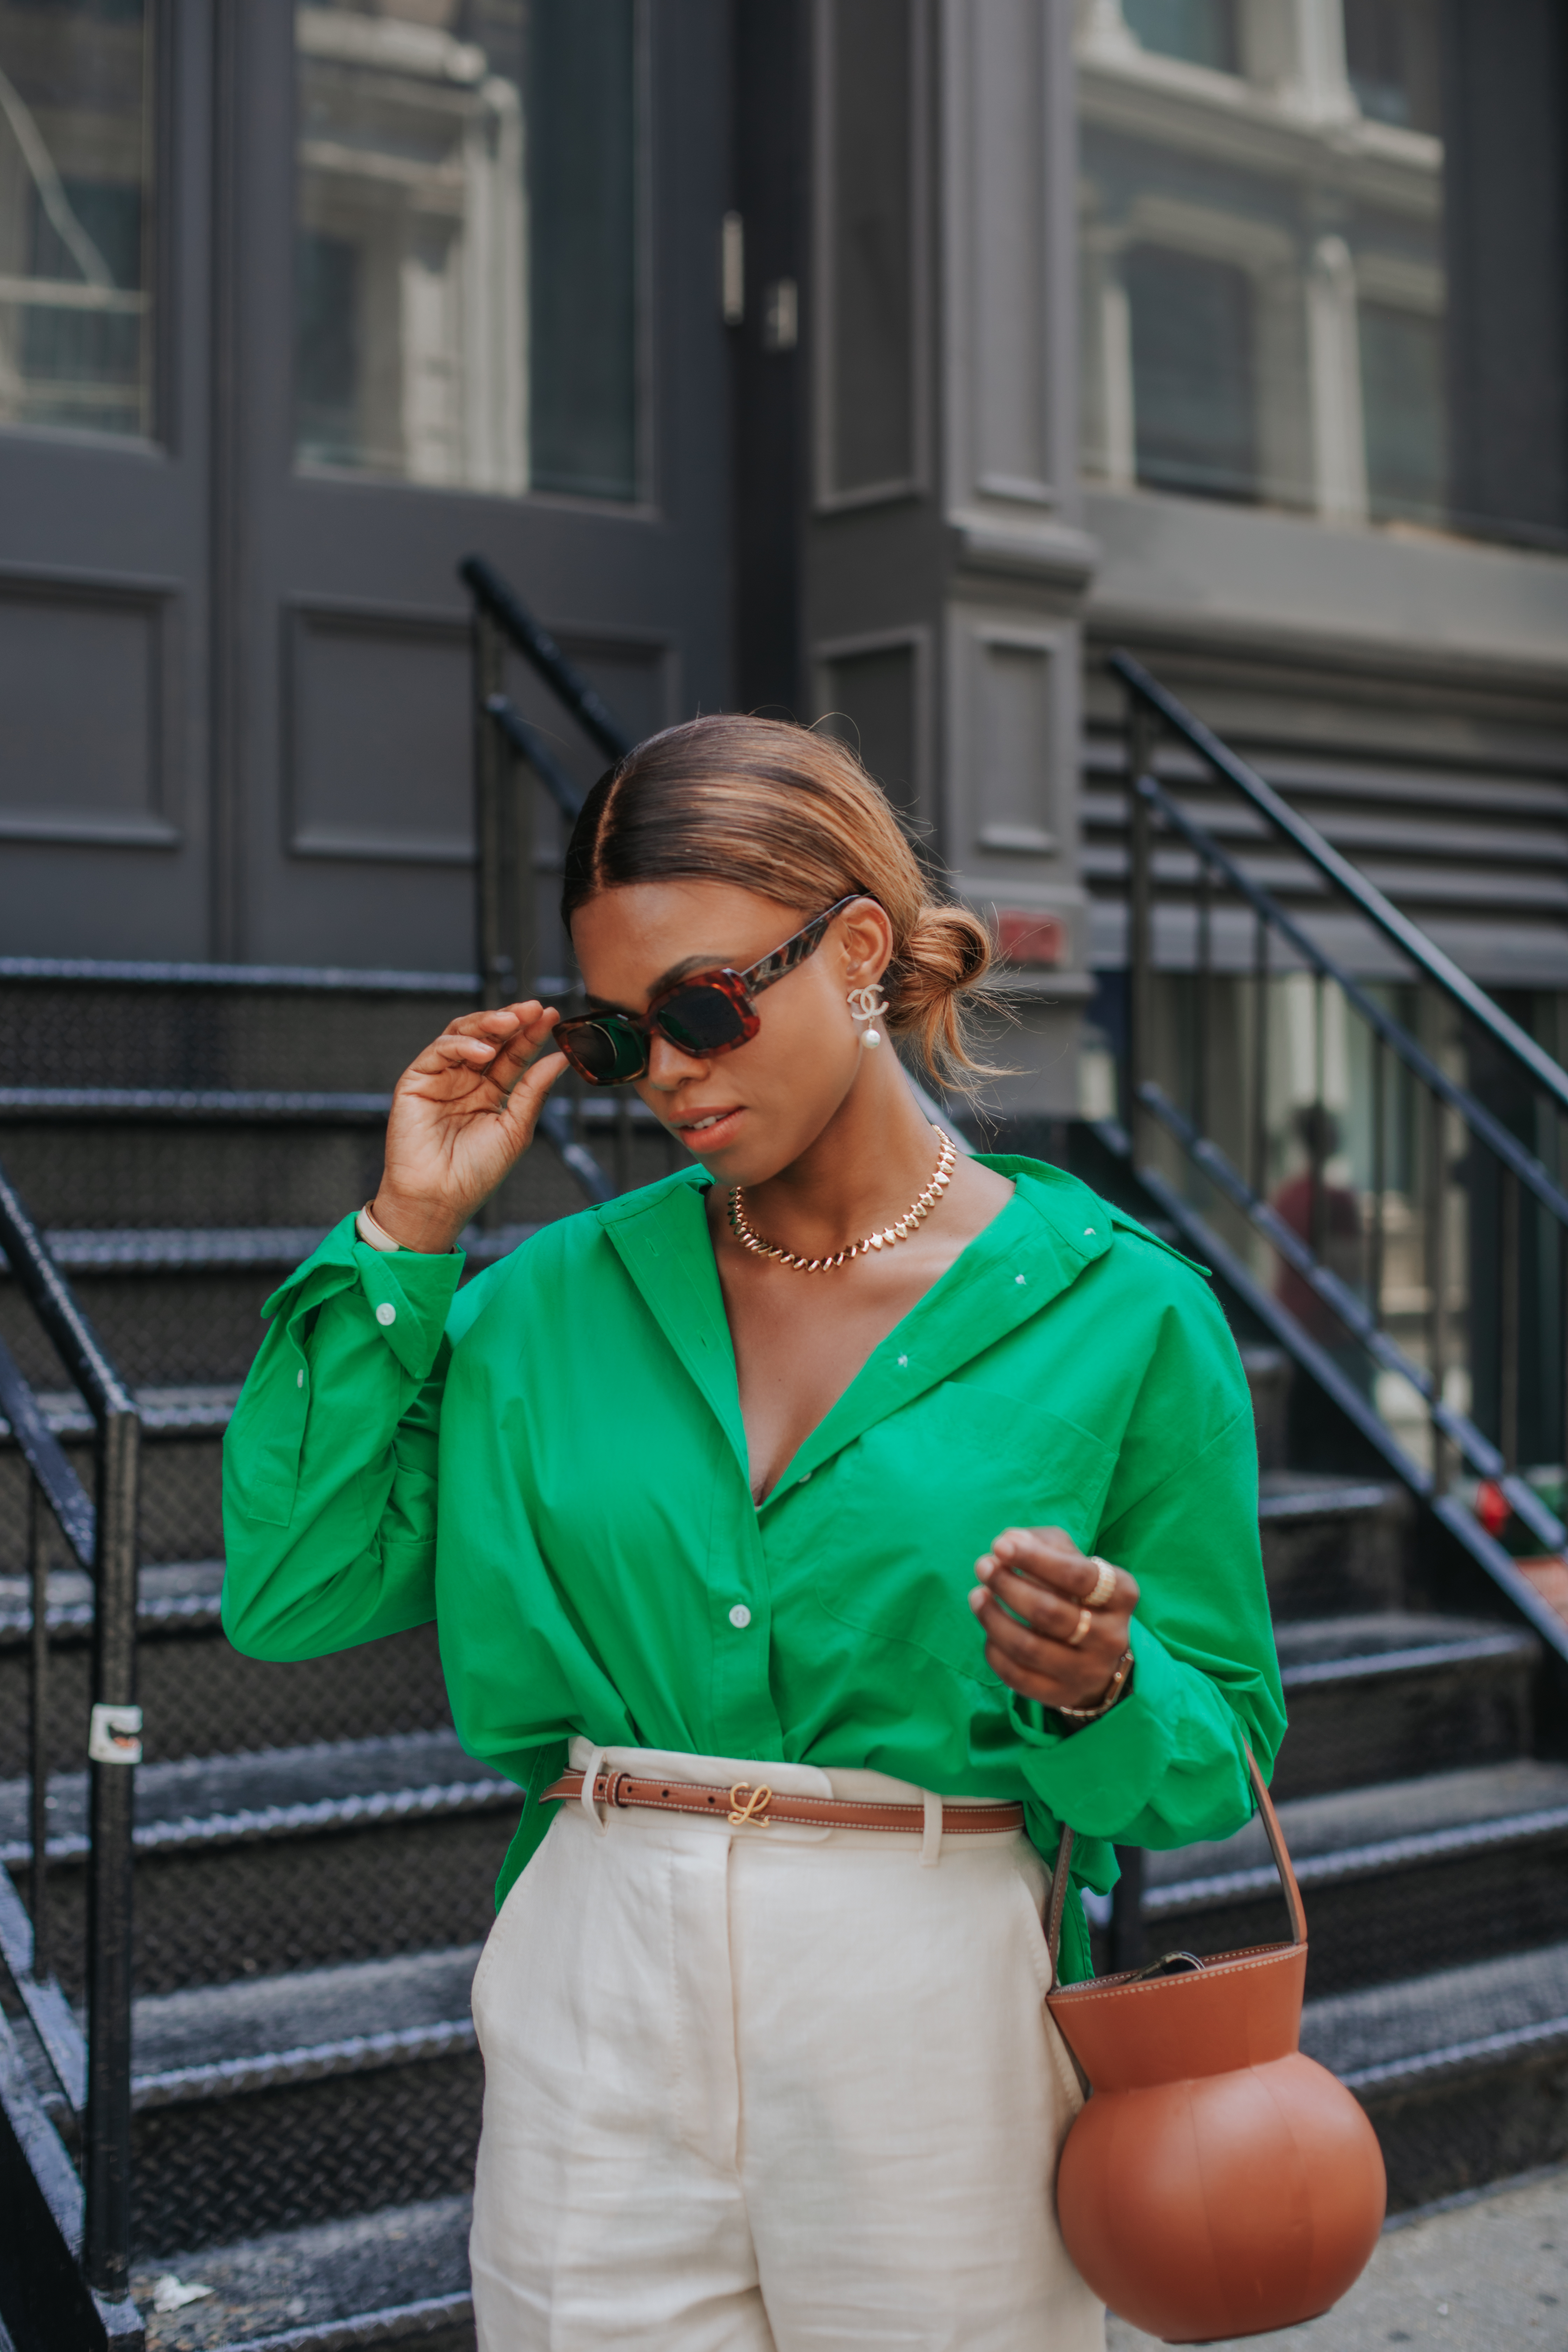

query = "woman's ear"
[839, 897, 895, 988]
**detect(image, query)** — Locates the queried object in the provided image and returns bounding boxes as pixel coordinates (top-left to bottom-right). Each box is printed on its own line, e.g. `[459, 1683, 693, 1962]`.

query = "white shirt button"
[296, 1368, 304, 1388]
[1015, 1274, 1026, 1285]
[728, 1603, 752, 1630]
[375, 1302, 397, 1326]
[1084, 1227, 1097, 1237]
[800, 1470, 813, 1483]
[897, 1354, 908, 1367]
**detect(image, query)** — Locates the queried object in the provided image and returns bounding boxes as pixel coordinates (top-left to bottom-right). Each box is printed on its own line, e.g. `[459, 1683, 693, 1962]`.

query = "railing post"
[1110, 1847, 1145, 1974]
[28, 1479, 49, 1983]
[1426, 1084, 1449, 1497]
[474, 606, 509, 1012]
[83, 1403, 139, 2300]
[1499, 1163, 1520, 1475]
[1251, 908, 1269, 1198]
[1127, 695, 1158, 1161]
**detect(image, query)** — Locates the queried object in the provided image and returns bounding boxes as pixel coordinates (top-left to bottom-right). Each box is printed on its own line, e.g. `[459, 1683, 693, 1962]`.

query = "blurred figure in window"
[1272, 1106, 1373, 1459]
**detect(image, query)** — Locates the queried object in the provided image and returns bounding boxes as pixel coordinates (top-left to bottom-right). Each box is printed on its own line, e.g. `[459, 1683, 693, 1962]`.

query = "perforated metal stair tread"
[1301, 1937, 1568, 2089]
[134, 1947, 482, 2076]
[128, 1947, 483, 2109]
[128, 2192, 474, 2351]
[1273, 1613, 1541, 1684]
[0, 1222, 543, 1275]
[0, 1556, 227, 1635]
[1142, 1758, 1568, 1903]
[0, 1730, 516, 1864]
[0, 1382, 240, 1443]
[1256, 1473, 1407, 1519]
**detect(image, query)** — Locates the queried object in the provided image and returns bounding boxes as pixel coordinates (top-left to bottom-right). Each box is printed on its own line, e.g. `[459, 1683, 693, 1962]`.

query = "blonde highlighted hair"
[561, 714, 997, 1085]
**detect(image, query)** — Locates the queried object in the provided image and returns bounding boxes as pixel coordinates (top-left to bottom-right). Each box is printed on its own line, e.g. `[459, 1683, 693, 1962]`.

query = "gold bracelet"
[1053, 1648, 1134, 1726]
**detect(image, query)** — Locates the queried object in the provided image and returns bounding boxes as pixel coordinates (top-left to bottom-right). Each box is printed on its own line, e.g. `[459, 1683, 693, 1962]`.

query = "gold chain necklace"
[727, 1129, 957, 1273]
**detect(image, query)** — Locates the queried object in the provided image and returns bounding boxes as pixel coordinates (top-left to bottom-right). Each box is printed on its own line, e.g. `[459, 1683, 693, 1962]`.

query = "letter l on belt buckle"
[728, 1782, 772, 1826]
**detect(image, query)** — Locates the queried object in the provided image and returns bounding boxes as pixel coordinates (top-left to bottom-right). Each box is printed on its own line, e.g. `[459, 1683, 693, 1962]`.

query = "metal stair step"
[1, 1224, 544, 1276]
[0, 1577, 452, 1780]
[0, 1735, 521, 1999]
[1135, 1759, 1568, 1996]
[1269, 1612, 1540, 1799]
[125, 1949, 485, 2258]
[129, 2192, 475, 2352]
[1302, 1938, 1568, 2210]
[1258, 1471, 1415, 1614]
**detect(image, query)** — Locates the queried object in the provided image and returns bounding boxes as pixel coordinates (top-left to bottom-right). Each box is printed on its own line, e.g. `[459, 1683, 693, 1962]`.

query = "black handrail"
[1111, 651, 1568, 1120]
[0, 1162, 139, 2305]
[1107, 672, 1568, 1670]
[1140, 775, 1568, 1227]
[461, 558, 631, 1208]
[485, 694, 584, 822]
[460, 555, 634, 767]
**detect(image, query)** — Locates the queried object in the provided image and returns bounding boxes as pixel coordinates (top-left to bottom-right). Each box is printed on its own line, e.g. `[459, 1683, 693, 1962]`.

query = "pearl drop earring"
[847, 983, 890, 1048]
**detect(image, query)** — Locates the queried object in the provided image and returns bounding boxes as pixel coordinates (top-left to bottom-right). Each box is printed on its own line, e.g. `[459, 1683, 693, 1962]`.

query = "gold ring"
[1067, 1605, 1093, 1648]
[1085, 1557, 1117, 1611]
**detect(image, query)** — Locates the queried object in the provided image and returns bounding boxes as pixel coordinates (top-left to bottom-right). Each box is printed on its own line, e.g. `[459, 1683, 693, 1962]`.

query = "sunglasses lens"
[656, 984, 750, 1056]
[561, 1018, 644, 1085]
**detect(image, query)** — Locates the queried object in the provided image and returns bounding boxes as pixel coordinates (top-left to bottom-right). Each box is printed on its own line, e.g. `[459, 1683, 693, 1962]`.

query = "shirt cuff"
[261, 1214, 464, 1382]
[1004, 1616, 1181, 1840]
[350, 1230, 465, 1380]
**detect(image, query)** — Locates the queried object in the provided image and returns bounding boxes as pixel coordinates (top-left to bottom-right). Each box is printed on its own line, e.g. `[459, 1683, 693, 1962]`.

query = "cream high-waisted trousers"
[469, 1739, 1106, 2352]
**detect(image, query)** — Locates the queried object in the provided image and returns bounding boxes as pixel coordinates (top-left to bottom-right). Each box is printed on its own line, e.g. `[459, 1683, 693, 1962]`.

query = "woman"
[223, 716, 1283, 2352]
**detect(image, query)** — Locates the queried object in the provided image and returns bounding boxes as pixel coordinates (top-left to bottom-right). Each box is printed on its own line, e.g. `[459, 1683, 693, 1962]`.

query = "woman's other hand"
[968, 1527, 1138, 1715]
[368, 1002, 567, 1252]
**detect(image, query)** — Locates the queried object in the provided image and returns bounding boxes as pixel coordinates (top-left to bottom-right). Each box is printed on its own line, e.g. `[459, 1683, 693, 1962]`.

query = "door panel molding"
[0, 566, 182, 847]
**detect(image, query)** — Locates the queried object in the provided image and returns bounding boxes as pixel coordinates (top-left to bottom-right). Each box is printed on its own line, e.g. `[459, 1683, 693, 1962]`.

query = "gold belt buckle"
[727, 1781, 773, 1827]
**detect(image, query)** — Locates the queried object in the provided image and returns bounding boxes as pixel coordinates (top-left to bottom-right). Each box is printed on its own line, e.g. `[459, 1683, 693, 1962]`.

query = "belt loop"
[580, 1746, 609, 1836]
[920, 1787, 943, 1867]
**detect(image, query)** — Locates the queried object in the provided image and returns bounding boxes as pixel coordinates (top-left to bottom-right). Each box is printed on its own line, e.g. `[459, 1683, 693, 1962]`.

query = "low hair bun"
[884, 902, 998, 1087]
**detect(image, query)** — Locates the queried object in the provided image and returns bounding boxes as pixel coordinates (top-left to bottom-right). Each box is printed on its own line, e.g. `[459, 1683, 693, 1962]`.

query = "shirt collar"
[597, 1158, 1112, 1494]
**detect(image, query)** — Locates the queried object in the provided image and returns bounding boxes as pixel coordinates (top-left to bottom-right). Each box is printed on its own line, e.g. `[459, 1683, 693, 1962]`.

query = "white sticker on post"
[88, 1703, 143, 1766]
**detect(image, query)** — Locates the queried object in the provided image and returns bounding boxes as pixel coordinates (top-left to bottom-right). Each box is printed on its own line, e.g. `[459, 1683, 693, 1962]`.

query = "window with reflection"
[295, 0, 640, 500]
[0, 0, 153, 440]
[1078, 0, 1450, 532]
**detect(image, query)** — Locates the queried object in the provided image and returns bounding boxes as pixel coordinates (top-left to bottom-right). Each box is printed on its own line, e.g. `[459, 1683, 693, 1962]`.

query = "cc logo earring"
[847, 983, 889, 1048]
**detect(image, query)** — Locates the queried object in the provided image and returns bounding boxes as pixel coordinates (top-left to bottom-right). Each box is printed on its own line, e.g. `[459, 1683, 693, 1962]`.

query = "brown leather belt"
[542, 1769, 1026, 1836]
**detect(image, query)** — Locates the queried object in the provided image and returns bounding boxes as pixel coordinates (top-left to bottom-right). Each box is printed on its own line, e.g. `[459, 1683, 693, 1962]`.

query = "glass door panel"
[0, 0, 154, 440]
[294, 0, 639, 500]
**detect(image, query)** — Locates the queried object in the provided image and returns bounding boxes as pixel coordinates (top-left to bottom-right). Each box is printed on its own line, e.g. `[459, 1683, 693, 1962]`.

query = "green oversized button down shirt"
[221, 1156, 1284, 1983]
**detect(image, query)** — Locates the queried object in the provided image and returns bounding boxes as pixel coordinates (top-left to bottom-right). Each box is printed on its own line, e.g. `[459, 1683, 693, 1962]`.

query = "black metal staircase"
[4, 584, 1567, 2350]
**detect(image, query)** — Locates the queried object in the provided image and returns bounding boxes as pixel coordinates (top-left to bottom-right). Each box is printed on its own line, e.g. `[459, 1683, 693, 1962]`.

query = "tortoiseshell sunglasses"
[554, 893, 862, 1086]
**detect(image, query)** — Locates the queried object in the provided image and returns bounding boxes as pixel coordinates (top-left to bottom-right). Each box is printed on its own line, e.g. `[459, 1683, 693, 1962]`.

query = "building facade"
[1, 0, 1565, 1128]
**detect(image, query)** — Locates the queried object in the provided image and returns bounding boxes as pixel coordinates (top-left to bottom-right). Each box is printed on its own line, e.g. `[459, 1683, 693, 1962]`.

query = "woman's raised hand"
[968, 1527, 1138, 1716]
[368, 1002, 567, 1253]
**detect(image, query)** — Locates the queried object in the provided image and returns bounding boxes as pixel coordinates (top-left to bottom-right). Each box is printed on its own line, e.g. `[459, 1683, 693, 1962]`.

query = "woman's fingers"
[976, 1559, 1088, 1644]
[977, 1527, 1140, 1615]
[968, 1528, 1138, 1708]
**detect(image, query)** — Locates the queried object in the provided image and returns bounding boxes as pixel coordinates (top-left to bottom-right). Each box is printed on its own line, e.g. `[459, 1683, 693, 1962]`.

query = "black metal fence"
[0, 1161, 140, 2307]
[1109, 652, 1568, 1658]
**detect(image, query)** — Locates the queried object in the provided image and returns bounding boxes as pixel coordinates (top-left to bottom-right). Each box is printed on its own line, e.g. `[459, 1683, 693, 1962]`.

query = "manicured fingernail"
[967, 1587, 988, 1614]
[974, 1555, 996, 1580]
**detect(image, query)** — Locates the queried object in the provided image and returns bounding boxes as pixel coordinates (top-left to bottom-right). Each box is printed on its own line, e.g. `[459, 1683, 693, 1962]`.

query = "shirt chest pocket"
[810, 1383, 1118, 1682]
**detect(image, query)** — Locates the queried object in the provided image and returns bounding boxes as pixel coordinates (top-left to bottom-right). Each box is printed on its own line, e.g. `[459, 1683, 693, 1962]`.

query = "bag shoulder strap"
[1046, 1741, 1304, 1976]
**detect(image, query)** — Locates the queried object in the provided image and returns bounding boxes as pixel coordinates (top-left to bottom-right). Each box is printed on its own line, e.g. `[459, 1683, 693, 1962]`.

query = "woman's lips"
[674, 1106, 746, 1150]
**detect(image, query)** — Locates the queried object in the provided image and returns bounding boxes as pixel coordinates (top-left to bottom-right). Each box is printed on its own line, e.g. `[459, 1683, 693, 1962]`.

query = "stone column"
[804, 0, 1095, 1123]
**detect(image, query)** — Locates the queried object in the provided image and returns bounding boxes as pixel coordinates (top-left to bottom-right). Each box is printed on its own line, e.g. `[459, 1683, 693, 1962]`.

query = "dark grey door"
[0, 0, 216, 958]
[223, 0, 734, 972]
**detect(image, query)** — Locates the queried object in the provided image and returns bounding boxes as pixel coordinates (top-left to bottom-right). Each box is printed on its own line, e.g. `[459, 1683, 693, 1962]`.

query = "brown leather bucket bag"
[1043, 1748, 1386, 2344]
